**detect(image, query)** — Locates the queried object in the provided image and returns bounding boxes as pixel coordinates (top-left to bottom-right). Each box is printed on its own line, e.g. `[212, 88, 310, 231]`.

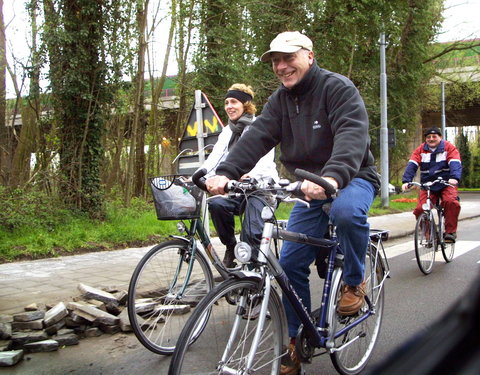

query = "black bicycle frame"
[268, 228, 375, 349]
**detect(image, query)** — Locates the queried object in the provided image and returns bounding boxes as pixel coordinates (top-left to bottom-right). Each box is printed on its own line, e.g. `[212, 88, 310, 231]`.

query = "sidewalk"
[1, 196, 479, 315]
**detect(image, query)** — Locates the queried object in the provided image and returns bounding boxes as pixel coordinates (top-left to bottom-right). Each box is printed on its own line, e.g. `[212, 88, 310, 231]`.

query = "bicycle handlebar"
[191, 168, 338, 205]
[407, 177, 454, 190]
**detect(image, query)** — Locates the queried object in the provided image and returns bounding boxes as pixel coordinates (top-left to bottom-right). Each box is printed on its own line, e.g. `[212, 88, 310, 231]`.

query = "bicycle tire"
[439, 215, 455, 263]
[168, 278, 286, 375]
[329, 244, 385, 375]
[127, 239, 214, 355]
[414, 213, 437, 275]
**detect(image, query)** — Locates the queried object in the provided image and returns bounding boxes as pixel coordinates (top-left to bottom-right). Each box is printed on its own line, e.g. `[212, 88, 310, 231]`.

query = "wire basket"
[149, 175, 204, 220]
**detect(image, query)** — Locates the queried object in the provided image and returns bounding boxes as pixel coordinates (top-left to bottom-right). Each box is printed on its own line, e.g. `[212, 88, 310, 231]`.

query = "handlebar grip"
[294, 168, 337, 198]
[191, 168, 208, 191]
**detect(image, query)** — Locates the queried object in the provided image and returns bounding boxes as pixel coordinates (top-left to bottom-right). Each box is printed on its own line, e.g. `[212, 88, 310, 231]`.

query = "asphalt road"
[6, 217, 480, 375]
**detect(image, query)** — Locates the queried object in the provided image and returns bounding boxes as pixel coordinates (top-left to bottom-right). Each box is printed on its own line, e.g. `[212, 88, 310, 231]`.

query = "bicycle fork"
[219, 276, 273, 375]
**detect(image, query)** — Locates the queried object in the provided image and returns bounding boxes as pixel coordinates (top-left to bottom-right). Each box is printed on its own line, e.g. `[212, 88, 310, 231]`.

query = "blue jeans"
[279, 178, 375, 337]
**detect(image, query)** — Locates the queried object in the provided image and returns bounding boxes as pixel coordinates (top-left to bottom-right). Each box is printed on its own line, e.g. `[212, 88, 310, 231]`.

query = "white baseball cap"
[260, 31, 313, 62]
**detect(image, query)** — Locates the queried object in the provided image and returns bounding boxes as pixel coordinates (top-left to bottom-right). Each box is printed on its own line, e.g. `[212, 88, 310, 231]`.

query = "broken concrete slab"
[0, 340, 12, 351]
[0, 323, 12, 340]
[44, 302, 68, 327]
[0, 350, 23, 367]
[13, 311, 45, 322]
[52, 333, 79, 347]
[23, 339, 59, 353]
[78, 284, 118, 306]
[12, 319, 44, 331]
[11, 331, 48, 347]
[69, 304, 120, 326]
[118, 309, 132, 332]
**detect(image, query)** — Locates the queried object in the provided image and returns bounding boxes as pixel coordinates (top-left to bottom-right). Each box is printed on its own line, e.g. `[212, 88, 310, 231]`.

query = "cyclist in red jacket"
[402, 127, 462, 243]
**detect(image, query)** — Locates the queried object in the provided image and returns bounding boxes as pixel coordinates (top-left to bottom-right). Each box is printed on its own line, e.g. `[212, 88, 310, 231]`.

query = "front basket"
[149, 175, 204, 220]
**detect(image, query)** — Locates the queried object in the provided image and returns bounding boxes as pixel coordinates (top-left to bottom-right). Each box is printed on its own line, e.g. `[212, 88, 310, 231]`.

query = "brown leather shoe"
[280, 343, 301, 375]
[337, 281, 367, 316]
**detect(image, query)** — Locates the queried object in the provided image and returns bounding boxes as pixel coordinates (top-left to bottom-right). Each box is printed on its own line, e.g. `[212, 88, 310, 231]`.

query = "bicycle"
[168, 169, 390, 375]
[407, 178, 456, 275]
[127, 174, 283, 355]
[127, 175, 232, 355]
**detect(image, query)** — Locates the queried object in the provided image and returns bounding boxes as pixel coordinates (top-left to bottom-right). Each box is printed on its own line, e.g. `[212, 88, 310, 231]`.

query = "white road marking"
[385, 240, 480, 260]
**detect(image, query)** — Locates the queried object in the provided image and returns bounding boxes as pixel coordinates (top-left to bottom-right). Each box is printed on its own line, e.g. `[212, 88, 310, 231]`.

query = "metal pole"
[441, 82, 446, 139]
[194, 90, 209, 236]
[379, 33, 389, 207]
[195, 90, 206, 164]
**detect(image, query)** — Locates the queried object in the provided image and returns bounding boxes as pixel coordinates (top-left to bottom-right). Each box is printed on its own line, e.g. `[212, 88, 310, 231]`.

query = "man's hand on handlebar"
[206, 175, 231, 195]
[302, 177, 338, 201]
[448, 178, 458, 187]
[401, 182, 411, 192]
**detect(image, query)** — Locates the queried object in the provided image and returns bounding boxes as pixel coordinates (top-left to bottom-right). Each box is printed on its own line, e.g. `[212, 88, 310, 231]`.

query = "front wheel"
[168, 278, 286, 375]
[328, 244, 385, 375]
[414, 213, 437, 275]
[127, 239, 214, 355]
[439, 215, 455, 263]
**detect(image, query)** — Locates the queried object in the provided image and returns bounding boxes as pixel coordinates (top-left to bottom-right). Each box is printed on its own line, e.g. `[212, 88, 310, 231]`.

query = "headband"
[225, 90, 253, 103]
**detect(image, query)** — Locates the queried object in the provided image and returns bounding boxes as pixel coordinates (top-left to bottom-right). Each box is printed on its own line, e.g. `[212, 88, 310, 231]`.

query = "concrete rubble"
[0, 284, 132, 367]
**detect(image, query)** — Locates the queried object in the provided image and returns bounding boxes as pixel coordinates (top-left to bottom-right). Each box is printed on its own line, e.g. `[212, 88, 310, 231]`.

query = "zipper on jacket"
[294, 97, 299, 114]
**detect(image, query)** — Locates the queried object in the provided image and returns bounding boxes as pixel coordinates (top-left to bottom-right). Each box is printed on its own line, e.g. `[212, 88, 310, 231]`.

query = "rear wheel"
[168, 278, 286, 375]
[328, 244, 385, 375]
[127, 240, 214, 354]
[414, 213, 437, 275]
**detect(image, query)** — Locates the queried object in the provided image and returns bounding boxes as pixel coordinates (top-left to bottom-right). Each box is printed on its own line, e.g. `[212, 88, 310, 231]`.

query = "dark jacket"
[217, 61, 380, 192]
[402, 140, 462, 192]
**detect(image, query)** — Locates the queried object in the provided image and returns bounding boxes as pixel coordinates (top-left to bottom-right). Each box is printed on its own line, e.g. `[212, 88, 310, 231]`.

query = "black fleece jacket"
[216, 61, 380, 192]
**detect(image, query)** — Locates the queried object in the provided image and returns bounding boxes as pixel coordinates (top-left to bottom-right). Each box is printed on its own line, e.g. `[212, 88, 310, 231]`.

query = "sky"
[437, 0, 480, 42]
[3, 0, 480, 98]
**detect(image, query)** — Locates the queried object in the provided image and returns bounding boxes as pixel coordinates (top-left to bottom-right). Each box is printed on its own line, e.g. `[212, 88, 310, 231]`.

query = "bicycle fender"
[229, 270, 263, 283]
[169, 235, 190, 243]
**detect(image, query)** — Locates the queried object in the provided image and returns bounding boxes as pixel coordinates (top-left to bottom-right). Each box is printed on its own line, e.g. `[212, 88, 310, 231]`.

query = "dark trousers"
[208, 195, 268, 249]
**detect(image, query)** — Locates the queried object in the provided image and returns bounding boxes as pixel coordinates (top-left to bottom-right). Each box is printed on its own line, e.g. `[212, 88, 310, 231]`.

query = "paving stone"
[0, 316, 13, 324]
[118, 309, 132, 332]
[65, 314, 88, 327]
[0, 323, 12, 340]
[13, 311, 45, 322]
[57, 328, 75, 336]
[0, 350, 23, 367]
[44, 320, 66, 336]
[78, 284, 118, 306]
[12, 319, 44, 331]
[105, 302, 121, 316]
[24, 303, 40, 312]
[98, 324, 120, 334]
[44, 302, 68, 327]
[70, 304, 120, 326]
[0, 340, 12, 351]
[114, 290, 128, 305]
[23, 339, 59, 353]
[85, 328, 102, 337]
[86, 299, 106, 311]
[11, 331, 48, 347]
[52, 333, 79, 347]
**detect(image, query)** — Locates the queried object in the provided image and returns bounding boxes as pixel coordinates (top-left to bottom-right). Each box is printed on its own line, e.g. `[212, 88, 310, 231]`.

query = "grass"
[0, 192, 419, 263]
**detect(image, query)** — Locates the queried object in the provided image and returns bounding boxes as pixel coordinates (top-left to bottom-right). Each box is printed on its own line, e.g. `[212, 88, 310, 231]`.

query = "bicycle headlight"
[234, 242, 252, 263]
[176, 221, 186, 233]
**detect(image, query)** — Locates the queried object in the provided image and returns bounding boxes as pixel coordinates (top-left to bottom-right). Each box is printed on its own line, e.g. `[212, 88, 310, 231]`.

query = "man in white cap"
[206, 31, 379, 374]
